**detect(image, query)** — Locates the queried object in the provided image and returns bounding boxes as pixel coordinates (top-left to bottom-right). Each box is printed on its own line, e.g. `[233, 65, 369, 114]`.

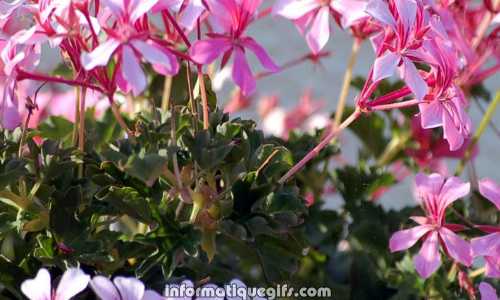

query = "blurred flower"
[91, 275, 163, 300]
[479, 178, 500, 210]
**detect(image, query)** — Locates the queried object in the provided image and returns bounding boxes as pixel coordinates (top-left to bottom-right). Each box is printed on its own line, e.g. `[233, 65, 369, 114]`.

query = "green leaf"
[124, 153, 168, 186]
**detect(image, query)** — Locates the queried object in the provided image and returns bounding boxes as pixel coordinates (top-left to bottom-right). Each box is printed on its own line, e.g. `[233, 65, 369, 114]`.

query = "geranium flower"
[153, 0, 207, 30]
[472, 228, 500, 279]
[273, 0, 368, 53]
[479, 282, 499, 300]
[189, 0, 279, 95]
[389, 173, 472, 278]
[21, 268, 90, 300]
[90, 275, 164, 300]
[366, 0, 430, 100]
[81, 0, 180, 96]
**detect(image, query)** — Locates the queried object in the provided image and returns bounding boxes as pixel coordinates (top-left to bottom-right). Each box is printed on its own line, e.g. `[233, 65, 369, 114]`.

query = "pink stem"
[369, 99, 420, 111]
[163, 10, 191, 47]
[278, 108, 362, 184]
[16, 69, 104, 93]
[368, 86, 412, 107]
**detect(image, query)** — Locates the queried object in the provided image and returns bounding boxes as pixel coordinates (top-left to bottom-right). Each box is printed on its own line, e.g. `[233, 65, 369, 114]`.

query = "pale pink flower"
[21, 268, 90, 300]
[479, 282, 499, 300]
[189, 0, 279, 95]
[479, 178, 500, 210]
[81, 0, 179, 96]
[91, 276, 163, 300]
[389, 173, 472, 278]
[366, 0, 430, 100]
[273, 0, 368, 53]
[154, 0, 207, 30]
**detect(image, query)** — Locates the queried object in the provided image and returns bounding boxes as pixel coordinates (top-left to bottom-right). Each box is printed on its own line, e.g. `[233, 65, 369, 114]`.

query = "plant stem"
[161, 76, 173, 111]
[197, 66, 210, 130]
[72, 87, 81, 146]
[279, 108, 362, 184]
[334, 39, 361, 127]
[455, 90, 500, 175]
[110, 99, 135, 142]
[78, 88, 87, 177]
[369, 99, 421, 111]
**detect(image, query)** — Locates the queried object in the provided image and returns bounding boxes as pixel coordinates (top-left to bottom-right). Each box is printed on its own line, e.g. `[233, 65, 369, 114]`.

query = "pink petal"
[365, 0, 396, 27]
[415, 173, 445, 197]
[389, 225, 432, 252]
[419, 100, 443, 129]
[241, 37, 279, 72]
[400, 58, 428, 100]
[90, 276, 121, 300]
[1, 84, 21, 130]
[21, 268, 52, 300]
[485, 255, 500, 278]
[179, 0, 205, 30]
[331, 0, 368, 28]
[414, 231, 441, 278]
[100, 0, 125, 16]
[442, 107, 464, 151]
[129, 0, 158, 22]
[232, 47, 256, 96]
[189, 38, 232, 65]
[152, 0, 183, 13]
[143, 290, 165, 300]
[305, 6, 330, 54]
[55, 269, 90, 300]
[479, 178, 500, 210]
[471, 233, 500, 257]
[113, 277, 145, 300]
[120, 45, 147, 96]
[479, 282, 499, 300]
[394, 0, 417, 32]
[439, 227, 472, 266]
[131, 40, 179, 75]
[439, 176, 470, 210]
[372, 51, 400, 82]
[273, 0, 319, 20]
[81, 39, 120, 70]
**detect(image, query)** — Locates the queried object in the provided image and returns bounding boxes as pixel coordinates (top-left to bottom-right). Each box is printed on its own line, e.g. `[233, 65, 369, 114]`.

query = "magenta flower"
[418, 40, 472, 151]
[189, 0, 279, 95]
[91, 275, 163, 300]
[273, 0, 368, 53]
[366, 0, 430, 100]
[21, 268, 90, 300]
[479, 178, 500, 210]
[153, 0, 207, 30]
[389, 173, 472, 278]
[81, 0, 180, 96]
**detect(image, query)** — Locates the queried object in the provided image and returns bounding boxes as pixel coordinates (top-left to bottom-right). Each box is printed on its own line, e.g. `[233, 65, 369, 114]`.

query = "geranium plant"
[0, 0, 499, 299]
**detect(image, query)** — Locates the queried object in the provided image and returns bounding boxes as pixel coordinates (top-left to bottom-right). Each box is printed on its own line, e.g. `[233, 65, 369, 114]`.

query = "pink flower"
[479, 282, 499, 300]
[472, 228, 500, 278]
[479, 178, 500, 210]
[21, 268, 90, 300]
[366, 0, 430, 100]
[189, 0, 279, 95]
[273, 0, 368, 53]
[81, 0, 179, 96]
[418, 40, 472, 151]
[389, 173, 472, 278]
[154, 0, 207, 30]
[91, 275, 163, 300]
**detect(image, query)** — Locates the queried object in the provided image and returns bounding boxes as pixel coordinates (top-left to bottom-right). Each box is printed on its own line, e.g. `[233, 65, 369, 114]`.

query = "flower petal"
[143, 290, 165, 300]
[389, 225, 433, 252]
[331, 0, 368, 28]
[365, 0, 396, 27]
[479, 282, 499, 300]
[394, 0, 417, 32]
[413, 231, 441, 278]
[305, 6, 330, 54]
[241, 37, 279, 72]
[440, 176, 470, 210]
[121, 45, 147, 96]
[439, 227, 472, 266]
[273, 0, 319, 20]
[113, 277, 145, 300]
[100, 0, 125, 17]
[479, 178, 500, 210]
[81, 39, 120, 70]
[131, 40, 179, 75]
[443, 108, 464, 151]
[232, 47, 256, 96]
[471, 233, 500, 257]
[400, 58, 428, 100]
[129, 0, 158, 22]
[55, 269, 90, 300]
[189, 38, 232, 65]
[21, 268, 52, 300]
[90, 276, 121, 300]
[418, 100, 443, 129]
[372, 51, 400, 82]
[178, 0, 205, 30]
